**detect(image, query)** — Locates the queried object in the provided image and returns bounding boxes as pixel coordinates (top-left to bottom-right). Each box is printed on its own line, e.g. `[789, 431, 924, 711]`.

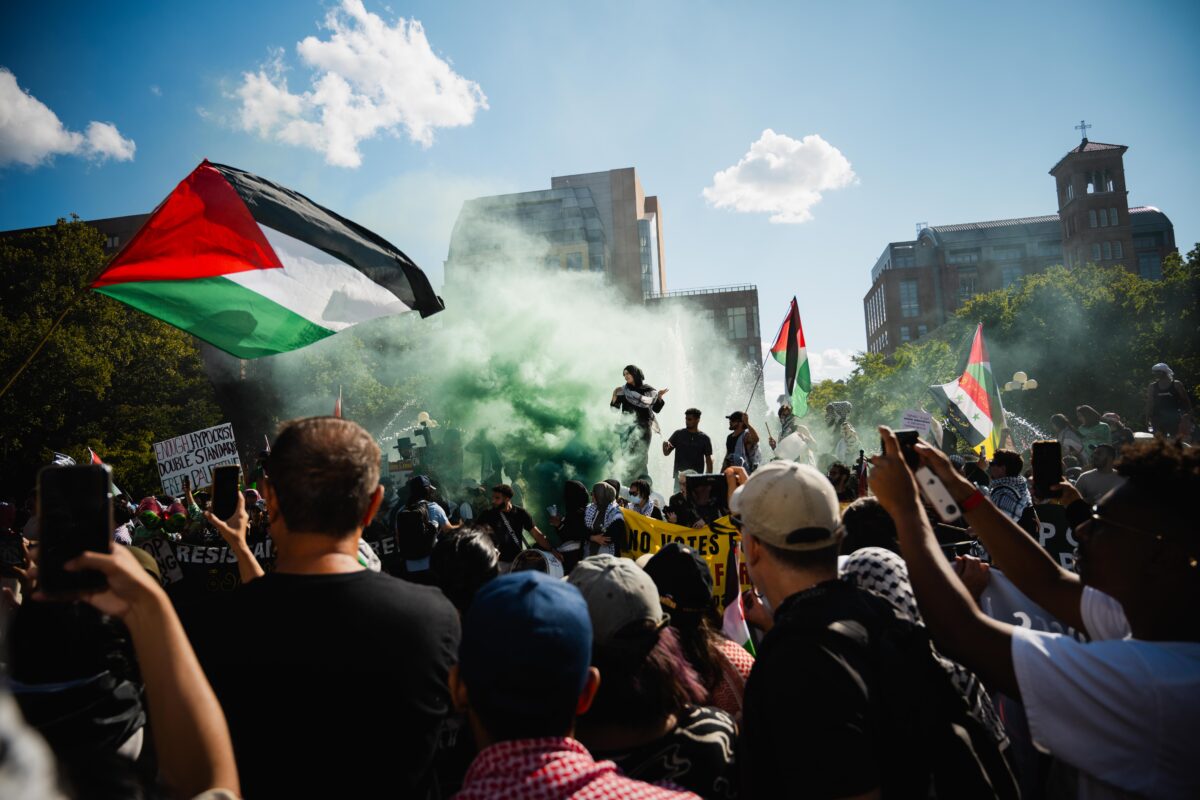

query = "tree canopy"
[0, 218, 221, 499]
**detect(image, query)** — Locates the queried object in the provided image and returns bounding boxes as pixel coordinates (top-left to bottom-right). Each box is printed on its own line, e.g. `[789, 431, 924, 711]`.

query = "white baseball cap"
[729, 461, 842, 551]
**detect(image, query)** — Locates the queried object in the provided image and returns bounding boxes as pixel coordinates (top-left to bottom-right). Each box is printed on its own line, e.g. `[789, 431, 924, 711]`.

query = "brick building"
[863, 137, 1176, 354]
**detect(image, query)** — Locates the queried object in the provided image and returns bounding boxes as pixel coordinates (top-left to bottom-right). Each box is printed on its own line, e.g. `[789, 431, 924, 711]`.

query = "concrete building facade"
[863, 138, 1176, 355]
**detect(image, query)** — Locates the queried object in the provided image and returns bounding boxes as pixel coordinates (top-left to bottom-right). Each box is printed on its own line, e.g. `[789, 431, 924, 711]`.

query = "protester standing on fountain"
[768, 394, 798, 448]
[611, 365, 668, 482]
[1146, 363, 1192, 439]
[1050, 413, 1085, 460]
[1075, 444, 1127, 505]
[1102, 412, 1136, 449]
[478, 483, 558, 571]
[1076, 405, 1112, 455]
[584, 482, 624, 556]
[724, 411, 761, 473]
[662, 408, 713, 481]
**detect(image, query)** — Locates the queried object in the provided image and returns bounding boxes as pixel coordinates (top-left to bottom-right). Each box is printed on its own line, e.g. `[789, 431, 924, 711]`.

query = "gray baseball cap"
[567, 554, 667, 644]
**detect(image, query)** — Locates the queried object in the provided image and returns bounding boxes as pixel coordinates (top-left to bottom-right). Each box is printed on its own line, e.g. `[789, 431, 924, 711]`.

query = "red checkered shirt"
[453, 737, 699, 800]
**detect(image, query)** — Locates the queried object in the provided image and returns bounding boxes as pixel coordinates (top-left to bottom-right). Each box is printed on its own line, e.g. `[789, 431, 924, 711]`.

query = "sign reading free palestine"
[154, 423, 240, 495]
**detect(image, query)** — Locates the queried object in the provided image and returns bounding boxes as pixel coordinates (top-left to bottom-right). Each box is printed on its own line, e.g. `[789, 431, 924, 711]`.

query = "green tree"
[0, 218, 221, 499]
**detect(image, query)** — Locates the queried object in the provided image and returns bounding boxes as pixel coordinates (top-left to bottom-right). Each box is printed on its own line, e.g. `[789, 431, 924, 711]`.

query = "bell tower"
[1049, 122, 1135, 272]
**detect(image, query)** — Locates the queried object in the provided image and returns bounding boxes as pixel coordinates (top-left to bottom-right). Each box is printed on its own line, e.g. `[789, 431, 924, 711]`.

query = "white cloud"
[233, 0, 487, 167]
[703, 129, 856, 224]
[808, 347, 857, 381]
[149, 85, 162, 96]
[0, 68, 135, 168]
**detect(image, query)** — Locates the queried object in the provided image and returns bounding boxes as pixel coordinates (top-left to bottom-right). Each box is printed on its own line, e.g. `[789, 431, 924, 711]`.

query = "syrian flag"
[88, 448, 123, 498]
[769, 297, 810, 417]
[334, 386, 343, 418]
[91, 161, 444, 359]
[929, 324, 1007, 456]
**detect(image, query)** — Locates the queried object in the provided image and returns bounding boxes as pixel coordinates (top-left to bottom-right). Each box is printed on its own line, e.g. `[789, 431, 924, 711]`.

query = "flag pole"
[742, 299, 793, 415]
[0, 293, 85, 402]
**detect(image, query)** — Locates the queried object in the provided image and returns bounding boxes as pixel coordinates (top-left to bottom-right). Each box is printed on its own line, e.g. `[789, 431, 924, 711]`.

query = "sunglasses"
[1081, 506, 1163, 541]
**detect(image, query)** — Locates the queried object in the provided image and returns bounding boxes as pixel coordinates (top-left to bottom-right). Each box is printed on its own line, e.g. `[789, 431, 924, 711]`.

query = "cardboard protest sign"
[154, 423, 240, 495]
[620, 509, 752, 610]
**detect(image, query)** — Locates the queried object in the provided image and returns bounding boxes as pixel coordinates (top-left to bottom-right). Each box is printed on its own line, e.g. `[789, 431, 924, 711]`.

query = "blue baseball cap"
[459, 571, 592, 715]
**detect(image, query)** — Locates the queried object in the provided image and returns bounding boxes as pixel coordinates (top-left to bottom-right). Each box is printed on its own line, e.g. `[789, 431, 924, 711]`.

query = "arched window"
[1089, 210, 1097, 228]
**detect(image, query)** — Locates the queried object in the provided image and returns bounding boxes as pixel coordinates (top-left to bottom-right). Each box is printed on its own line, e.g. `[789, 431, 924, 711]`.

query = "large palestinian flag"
[770, 297, 810, 417]
[929, 324, 1007, 456]
[91, 160, 443, 358]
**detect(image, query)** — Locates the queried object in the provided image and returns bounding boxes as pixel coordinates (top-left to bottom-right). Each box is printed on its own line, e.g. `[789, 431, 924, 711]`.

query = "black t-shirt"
[667, 429, 713, 475]
[596, 705, 739, 799]
[740, 580, 923, 799]
[190, 570, 461, 799]
[478, 505, 534, 561]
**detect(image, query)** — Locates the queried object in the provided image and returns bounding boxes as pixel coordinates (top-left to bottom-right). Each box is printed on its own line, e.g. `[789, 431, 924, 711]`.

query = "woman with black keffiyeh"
[610, 364, 668, 482]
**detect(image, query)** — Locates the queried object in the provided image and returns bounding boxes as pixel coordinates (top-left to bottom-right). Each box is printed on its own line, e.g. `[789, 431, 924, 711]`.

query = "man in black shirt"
[732, 460, 926, 798]
[662, 408, 713, 480]
[191, 417, 461, 799]
[477, 483, 557, 569]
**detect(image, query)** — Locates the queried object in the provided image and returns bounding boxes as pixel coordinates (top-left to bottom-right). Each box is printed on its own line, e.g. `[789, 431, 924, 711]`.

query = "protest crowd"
[0, 358, 1197, 800]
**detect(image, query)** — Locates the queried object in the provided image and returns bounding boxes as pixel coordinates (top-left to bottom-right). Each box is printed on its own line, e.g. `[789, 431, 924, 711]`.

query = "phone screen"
[892, 429, 922, 470]
[1031, 440, 1064, 499]
[37, 465, 112, 594]
[211, 465, 241, 520]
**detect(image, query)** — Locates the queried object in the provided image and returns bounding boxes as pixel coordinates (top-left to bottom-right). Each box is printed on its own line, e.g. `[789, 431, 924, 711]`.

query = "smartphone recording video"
[1031, 440, 1064, 500]
[211, 465, 241, 521]
[37, 464, 112, 594]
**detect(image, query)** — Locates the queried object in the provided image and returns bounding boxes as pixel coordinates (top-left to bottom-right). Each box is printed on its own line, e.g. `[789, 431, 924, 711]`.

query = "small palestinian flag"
[721, 532, 756, 656]
[929, 324, 1007, 456]
[91, 160, 443, 358]
[770, 297, 810, 417]
[87, 448, 123, 498]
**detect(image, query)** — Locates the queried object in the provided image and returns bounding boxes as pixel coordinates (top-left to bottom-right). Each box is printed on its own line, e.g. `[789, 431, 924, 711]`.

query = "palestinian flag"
[721, 532, 756, 656]
[769, 297, 810, 417]
[88, 448, 123, 498]
[91, 160, 443, 358]
[929, 324, 1007, 456]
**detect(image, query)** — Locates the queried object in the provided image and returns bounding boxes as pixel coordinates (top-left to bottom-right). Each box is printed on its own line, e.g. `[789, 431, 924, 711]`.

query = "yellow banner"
[619, 509, 752, 610]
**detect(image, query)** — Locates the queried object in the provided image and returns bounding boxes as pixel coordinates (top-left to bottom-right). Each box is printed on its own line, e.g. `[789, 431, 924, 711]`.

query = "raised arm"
[914, 441, 1085, 632]
[871, 427, 1020, 698]
[206, 492, 265, 584]
[61, 546, 240, 799]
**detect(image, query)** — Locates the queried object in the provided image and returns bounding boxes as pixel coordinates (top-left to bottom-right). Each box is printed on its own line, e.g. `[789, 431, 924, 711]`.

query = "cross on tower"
[1075, 119, 1092, 140]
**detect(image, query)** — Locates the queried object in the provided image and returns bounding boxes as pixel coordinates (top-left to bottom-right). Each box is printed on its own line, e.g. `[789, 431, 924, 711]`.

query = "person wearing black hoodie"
[552, 480, 591, 573]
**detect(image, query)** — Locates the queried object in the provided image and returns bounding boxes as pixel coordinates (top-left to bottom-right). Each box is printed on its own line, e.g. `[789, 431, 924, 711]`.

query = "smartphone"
[211, 465, 241, 520]
[1031, 440, 1064, 500]
[36, 464, 112, 594]
[890, 429, 922, 470]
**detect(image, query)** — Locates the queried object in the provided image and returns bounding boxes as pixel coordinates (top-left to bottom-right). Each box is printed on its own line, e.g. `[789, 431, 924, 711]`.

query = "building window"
[1040, 241, 1062, 257]
[1100, 208, 1109, 227]
[1133, 235, 1159, 250]
[917, 324, 928, 337]
[1091, 243, 1102, 262]
[900, 326, 911, 343]
[947, 250, 979, 265]
[590, 253, 605, 272]
[1138, 253, 1162, 280]
[1103, 241, 1112, 260]
[1067, 183, 1075, 201]
[958, 270, 977, 303]
[1110, 207, 1118, 226]
[1001, 265, 1023, 288]
[727, 307, 748, 340]
[1114, 241, 1123, 259]
[994, 246, 1024, 260]
[1089, 210, 1097, 228]
[566, 252, 583, 271]
[899, 279, 920, 318]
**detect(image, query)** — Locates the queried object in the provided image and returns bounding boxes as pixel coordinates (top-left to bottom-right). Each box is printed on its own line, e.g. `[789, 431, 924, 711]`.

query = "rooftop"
[1049, 138, 1128, 173]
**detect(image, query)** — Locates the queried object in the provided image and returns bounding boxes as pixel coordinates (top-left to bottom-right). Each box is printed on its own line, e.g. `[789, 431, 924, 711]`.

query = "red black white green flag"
[929, 324, 1007, 456]
[91, 160, 444, 358]
[769, 297, 810, 417]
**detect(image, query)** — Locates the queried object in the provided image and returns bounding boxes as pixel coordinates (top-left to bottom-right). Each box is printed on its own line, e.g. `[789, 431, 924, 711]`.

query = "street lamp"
[1003, 371, 1038, 392]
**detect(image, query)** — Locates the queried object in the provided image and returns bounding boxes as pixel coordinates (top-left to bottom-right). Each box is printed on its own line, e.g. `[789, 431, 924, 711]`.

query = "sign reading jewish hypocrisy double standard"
[619, 509, 752, 611]
[154, 423, 240, 496]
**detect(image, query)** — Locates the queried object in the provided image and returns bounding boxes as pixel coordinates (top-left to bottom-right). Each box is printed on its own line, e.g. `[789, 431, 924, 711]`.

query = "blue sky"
[2, 0, 1197, 385]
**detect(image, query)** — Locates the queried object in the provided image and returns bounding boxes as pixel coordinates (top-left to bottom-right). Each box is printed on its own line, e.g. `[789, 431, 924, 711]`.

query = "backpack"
[393, 501, 439, 561]
[821, 614, 1019, 799]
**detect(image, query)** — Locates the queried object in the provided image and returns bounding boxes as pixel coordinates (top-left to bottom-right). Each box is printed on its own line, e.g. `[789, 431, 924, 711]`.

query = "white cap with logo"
[730, 460, 842, 551]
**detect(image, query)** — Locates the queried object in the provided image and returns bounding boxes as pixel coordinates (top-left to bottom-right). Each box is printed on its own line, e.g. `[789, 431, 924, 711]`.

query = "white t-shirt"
[1074, 469, 1128, 505]
[1011, 587, 1200, 799]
